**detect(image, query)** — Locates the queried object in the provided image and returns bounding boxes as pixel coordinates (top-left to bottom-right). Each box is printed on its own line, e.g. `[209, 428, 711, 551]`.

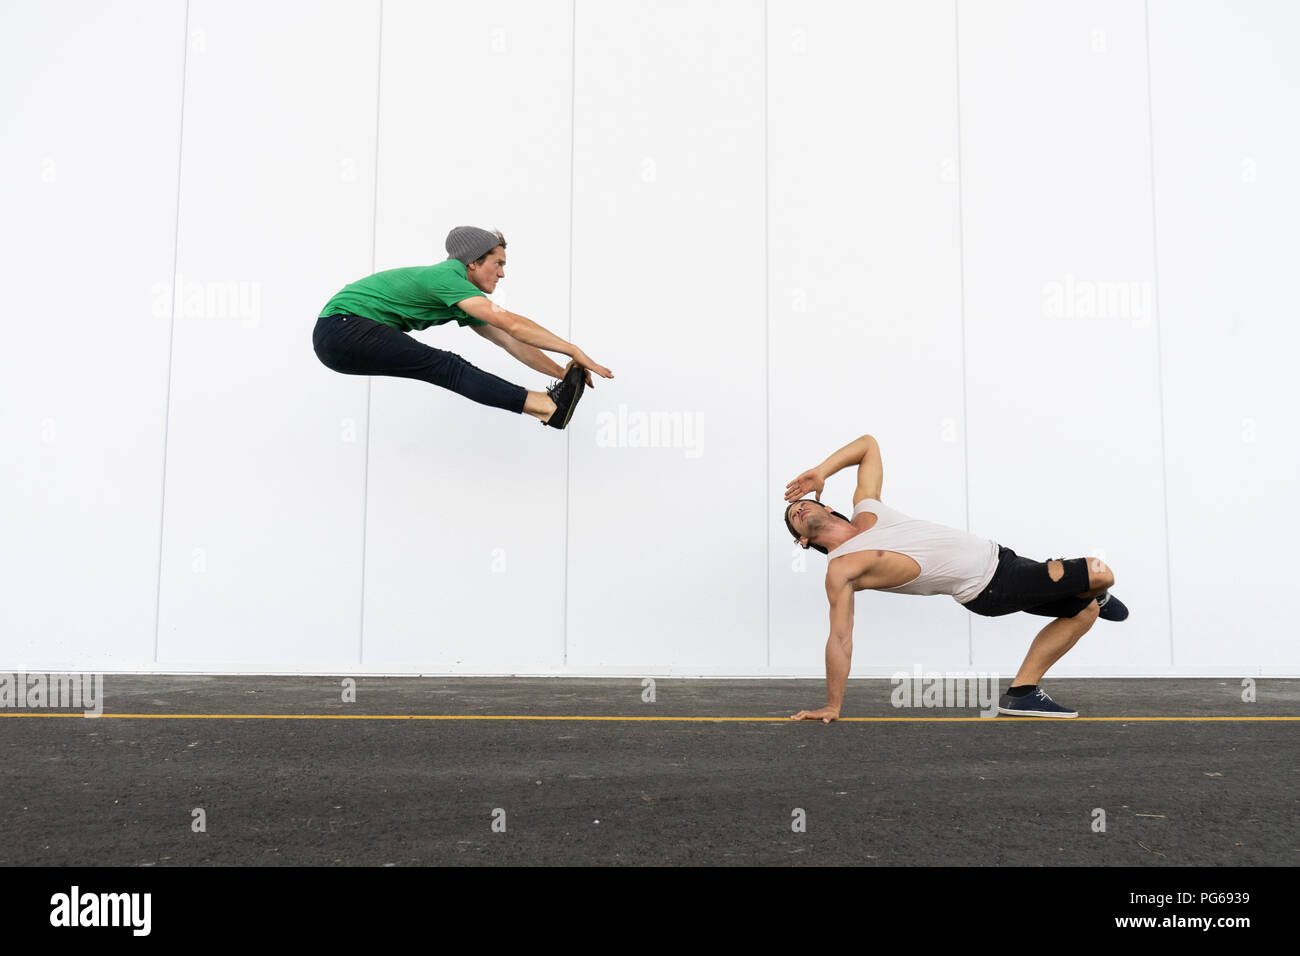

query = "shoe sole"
[552, 372, 585, 429]
[559, 383, 583, 427]
[996, 706, 1078, 718]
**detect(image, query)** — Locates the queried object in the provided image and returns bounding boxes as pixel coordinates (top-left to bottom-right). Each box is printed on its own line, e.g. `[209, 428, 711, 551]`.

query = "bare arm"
[784, 434, 883, 507]
[472, 322, 566, 378]
[455, 296, 613, 382]
[456, 295, 574, 353]
[790, 573, 855, 722]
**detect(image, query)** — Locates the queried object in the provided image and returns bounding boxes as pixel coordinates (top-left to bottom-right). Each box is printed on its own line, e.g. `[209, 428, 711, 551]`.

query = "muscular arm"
[822, 573, 855, 714]
[791, 572, 855, 722]
[784, 434, 884, 507]
[819, 434, 884, 506]
[472, 321, 566, 378]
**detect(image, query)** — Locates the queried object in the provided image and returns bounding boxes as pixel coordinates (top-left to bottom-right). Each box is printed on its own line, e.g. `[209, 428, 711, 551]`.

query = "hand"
[789, 706, 840, 723]
[571, 352, 613, 388]
[563, 358, 593, 388]
[784, 468, 825, 503]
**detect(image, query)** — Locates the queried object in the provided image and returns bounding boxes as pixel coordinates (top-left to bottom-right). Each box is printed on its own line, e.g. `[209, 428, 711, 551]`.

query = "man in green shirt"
[313, 226, 613, 429]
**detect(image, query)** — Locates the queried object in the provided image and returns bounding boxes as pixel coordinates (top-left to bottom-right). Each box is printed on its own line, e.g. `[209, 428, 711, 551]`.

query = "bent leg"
[1021, 557, 1115, 617]
[1059, 556, 1115, 597]
[314, 313, 527, 414]
[1010, 600, 1100, 686]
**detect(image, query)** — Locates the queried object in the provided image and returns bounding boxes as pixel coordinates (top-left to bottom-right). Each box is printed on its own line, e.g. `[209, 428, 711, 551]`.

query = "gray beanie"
[445, 226, 504, 265]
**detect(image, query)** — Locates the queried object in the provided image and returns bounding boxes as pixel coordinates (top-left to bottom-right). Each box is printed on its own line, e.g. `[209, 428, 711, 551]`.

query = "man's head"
[445, 226, 507, 294]
[784, 498, 850, 556]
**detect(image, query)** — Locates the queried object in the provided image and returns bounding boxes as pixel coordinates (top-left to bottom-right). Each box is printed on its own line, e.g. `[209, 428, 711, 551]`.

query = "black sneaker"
[1096, 592, 1129, 622]
[543, 364, 586, 430]
[997, 687, 1078, 718]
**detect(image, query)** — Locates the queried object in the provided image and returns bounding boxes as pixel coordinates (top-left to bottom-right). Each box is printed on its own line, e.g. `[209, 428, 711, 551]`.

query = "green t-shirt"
[319, 258, 487, 332]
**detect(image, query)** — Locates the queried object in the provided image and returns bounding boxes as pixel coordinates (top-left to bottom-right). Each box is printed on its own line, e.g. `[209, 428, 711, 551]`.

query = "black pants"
[313, 312, 528, 414]
[961, 546, 1095, 619]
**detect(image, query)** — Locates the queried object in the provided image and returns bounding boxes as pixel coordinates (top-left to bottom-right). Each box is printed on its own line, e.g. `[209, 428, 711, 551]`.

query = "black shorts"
[960, 545, 1094, 619]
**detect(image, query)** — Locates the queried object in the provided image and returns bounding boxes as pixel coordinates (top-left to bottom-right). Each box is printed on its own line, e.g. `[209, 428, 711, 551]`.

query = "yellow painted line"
[0, 713, 1296, 722]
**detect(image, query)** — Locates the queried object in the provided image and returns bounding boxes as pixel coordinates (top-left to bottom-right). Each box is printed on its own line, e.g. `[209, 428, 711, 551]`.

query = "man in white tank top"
[781, 433, 1128, 721]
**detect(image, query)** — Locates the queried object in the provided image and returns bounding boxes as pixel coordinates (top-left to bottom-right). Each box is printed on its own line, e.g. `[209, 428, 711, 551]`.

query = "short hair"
[471, 230, 507, 266]
[783, 498, 850, 556]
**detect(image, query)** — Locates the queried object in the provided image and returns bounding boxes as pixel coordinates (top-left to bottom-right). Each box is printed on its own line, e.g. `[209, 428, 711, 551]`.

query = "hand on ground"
[789, 706, 840, 723]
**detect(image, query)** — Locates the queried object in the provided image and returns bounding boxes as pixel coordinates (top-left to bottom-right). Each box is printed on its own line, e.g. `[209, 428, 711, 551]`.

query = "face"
[466, 246, 506, 294]
[788, 499, 828, 546]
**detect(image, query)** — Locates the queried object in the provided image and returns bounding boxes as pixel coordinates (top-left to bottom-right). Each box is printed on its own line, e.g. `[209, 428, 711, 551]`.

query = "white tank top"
[827, 498, 999, 605]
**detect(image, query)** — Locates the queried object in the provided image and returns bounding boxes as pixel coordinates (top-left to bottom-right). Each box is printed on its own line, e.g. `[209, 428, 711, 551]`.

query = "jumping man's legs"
[314, 312, 536, 415]
[522, 390, 559, 423]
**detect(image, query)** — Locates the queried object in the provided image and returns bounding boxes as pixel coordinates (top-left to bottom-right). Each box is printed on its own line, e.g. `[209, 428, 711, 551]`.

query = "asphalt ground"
[1, 676, 1296, 867]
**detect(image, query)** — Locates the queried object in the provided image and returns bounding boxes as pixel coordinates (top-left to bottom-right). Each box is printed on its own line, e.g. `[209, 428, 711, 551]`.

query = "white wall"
[768, 0, 969, 677]
[960, 0, 1171, 676]
[0, 0, 184, 670]
[2, 0, 1296, 676]
[1148, 0, 1300, 673]
[154, 0, 381, 671]
[566, 0, 767, 672]
[360, 0, 575, 672]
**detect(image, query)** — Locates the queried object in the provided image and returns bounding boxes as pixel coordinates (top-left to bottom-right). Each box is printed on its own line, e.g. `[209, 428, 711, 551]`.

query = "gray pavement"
[1, 676, 1296, 866]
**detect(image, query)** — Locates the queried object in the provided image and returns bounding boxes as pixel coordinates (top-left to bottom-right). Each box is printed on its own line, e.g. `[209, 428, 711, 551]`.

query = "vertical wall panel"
[960, 0, 1170, 676]
[0, 0, 184, 669]
[156, 0, 378, 669]
[566, 0, 767, 672]
[1149, 0, 1300, 672]
[768, 0, 969, 679]
[361, 0, 573, 671]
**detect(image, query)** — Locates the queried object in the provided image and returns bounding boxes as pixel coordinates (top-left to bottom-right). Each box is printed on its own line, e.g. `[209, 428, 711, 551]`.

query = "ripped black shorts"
[961, 545, 1094, 618]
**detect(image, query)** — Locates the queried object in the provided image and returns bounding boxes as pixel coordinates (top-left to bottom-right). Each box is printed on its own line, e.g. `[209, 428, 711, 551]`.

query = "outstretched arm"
[790, 574, 855, 723]
[471, 322, 567, 378]
[784, 434, 883, 507]
[457, 296, 613, 385]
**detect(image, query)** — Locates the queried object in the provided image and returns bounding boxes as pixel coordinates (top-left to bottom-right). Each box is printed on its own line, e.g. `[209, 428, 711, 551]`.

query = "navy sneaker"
[543, 364, 586, 430]
[997, 687, 1078, 718]
[1096, 591, 1129, 622]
